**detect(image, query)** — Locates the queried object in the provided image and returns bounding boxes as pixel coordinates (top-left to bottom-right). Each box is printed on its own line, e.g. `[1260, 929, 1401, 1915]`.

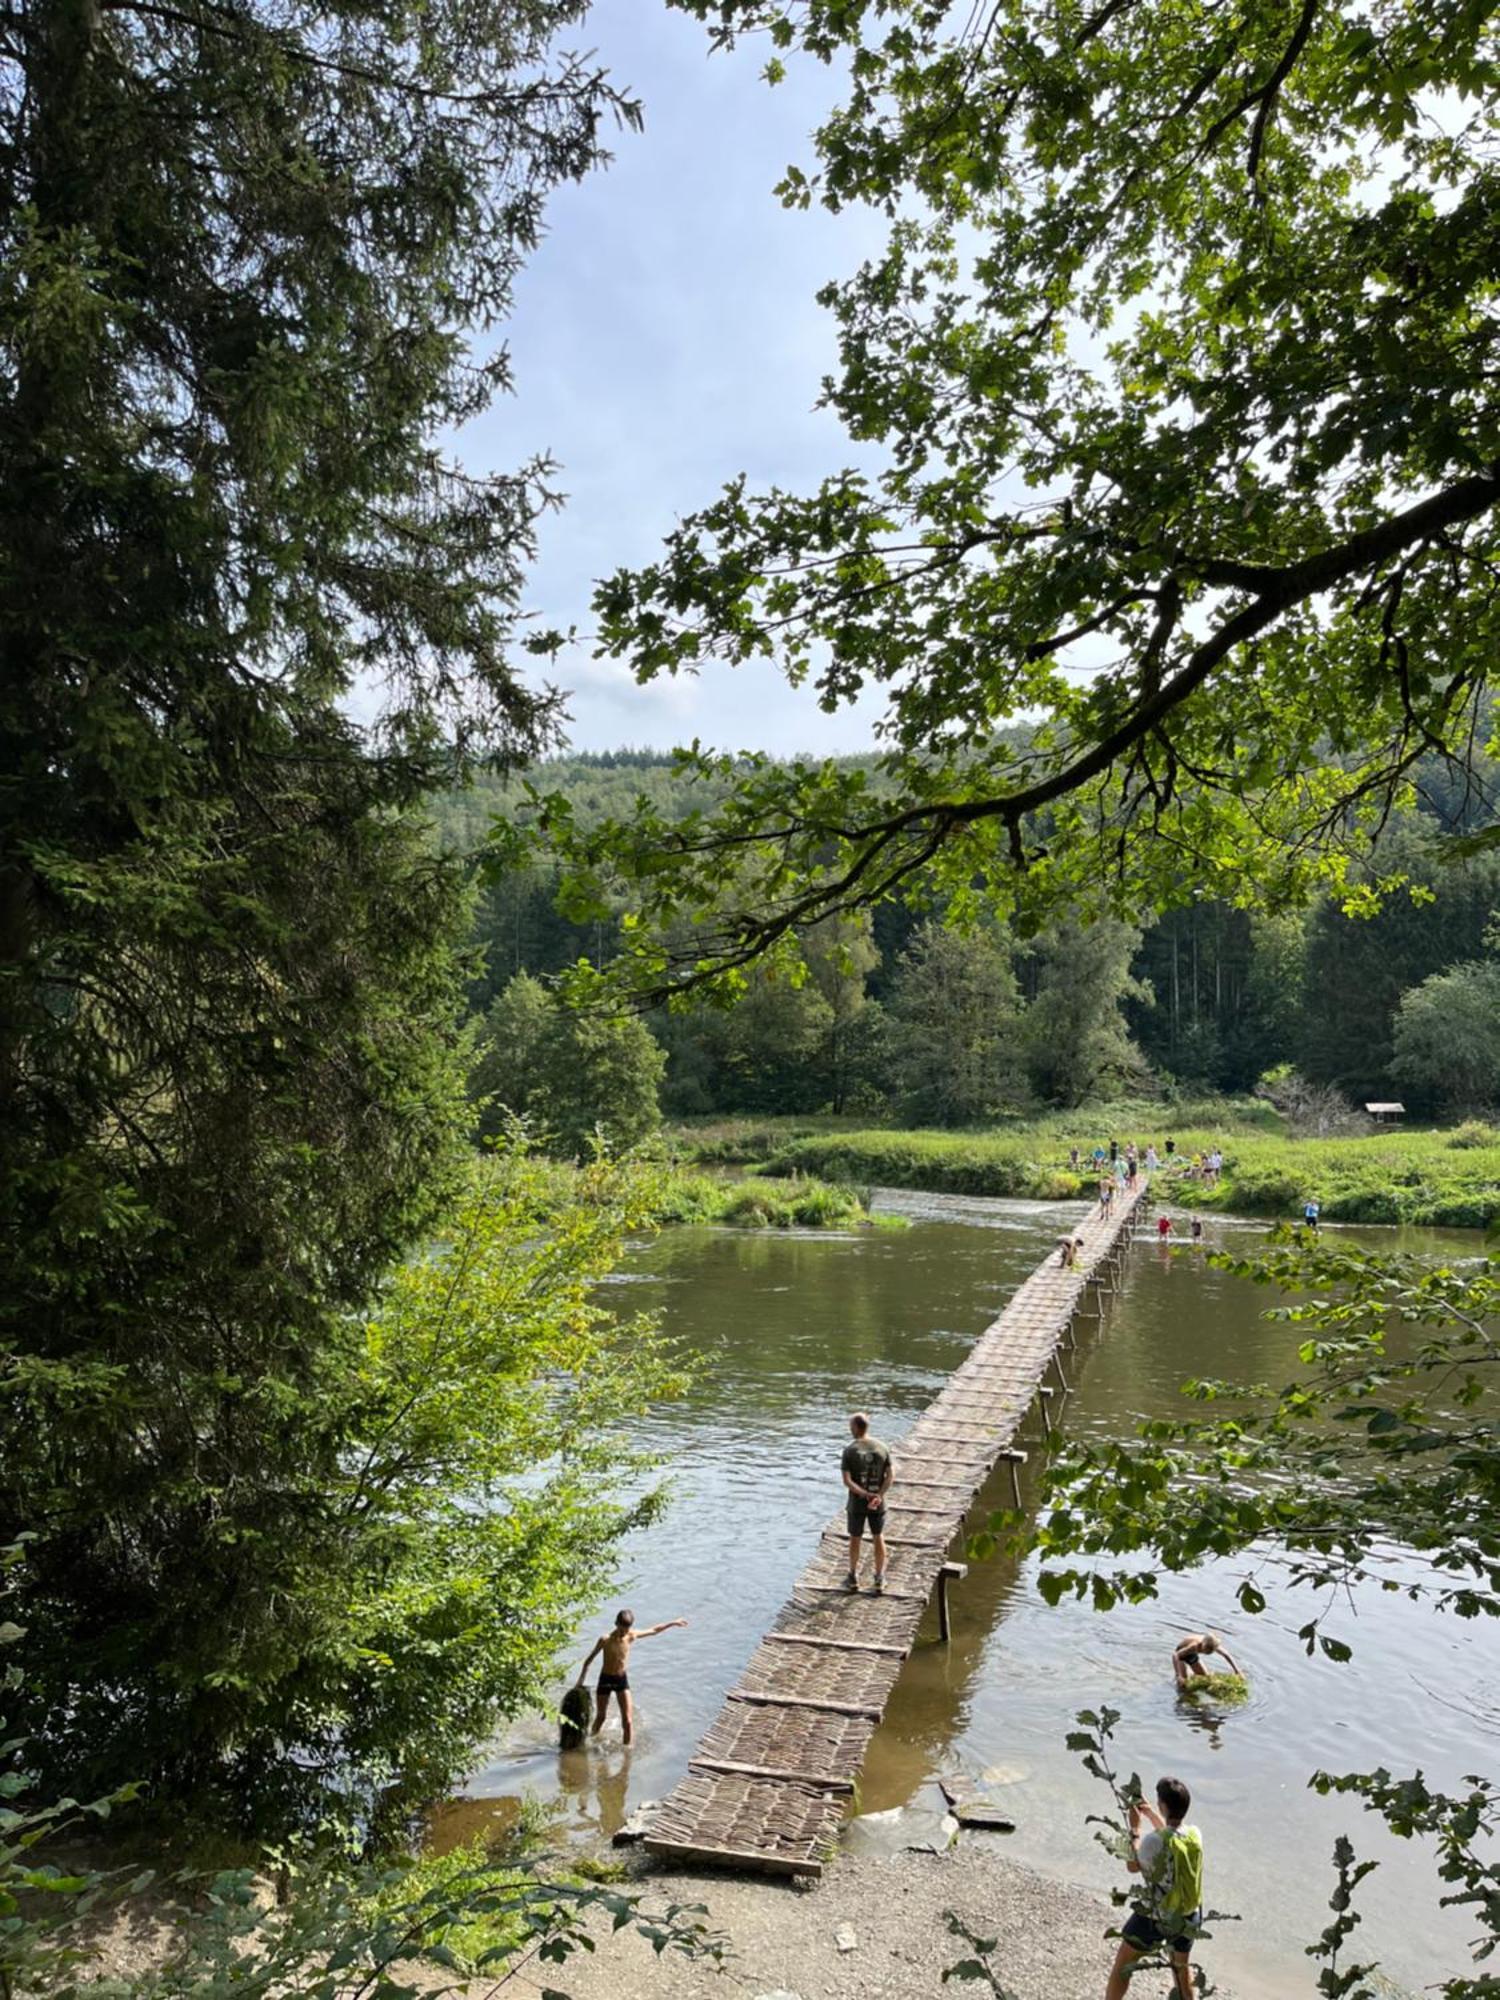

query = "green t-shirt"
[842, 1437, 891, 1496]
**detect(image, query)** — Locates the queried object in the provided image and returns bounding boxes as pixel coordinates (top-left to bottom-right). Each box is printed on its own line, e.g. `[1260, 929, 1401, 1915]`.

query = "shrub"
[1448, 1120, 1499, 1150]
[650, 1168, 874, 1230]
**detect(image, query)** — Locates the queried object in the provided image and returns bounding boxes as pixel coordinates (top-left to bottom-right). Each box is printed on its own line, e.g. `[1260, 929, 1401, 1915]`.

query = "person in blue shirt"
[1303, 1197, 1321, 1231]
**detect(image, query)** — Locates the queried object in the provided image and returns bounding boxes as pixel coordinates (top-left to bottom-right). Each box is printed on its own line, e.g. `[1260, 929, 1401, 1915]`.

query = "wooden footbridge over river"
[641, 1179, 1152, 1878]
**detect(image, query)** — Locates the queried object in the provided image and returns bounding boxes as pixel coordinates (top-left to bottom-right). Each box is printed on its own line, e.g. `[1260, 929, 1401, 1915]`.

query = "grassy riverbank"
[669, 1108, 1500, 1229]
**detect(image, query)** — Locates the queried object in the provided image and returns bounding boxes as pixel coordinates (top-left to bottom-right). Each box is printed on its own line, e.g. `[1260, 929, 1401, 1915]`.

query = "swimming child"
[577, 1609, 688, 1746]
[1172, 1631, 1241, 1689]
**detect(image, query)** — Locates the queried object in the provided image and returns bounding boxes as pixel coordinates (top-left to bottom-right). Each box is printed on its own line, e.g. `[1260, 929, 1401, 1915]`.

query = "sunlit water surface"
[436, 1193, 1497, 1998]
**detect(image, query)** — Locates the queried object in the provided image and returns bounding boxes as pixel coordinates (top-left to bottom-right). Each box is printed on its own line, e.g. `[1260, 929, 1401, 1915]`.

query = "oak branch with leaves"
[523, 0, 1500, 1002]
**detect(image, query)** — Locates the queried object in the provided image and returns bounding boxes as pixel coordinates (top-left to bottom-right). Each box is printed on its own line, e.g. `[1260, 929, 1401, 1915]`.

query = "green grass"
[670, 1103, 1500, 1229]
[651, 1167, 891, 1231]
[663, 1114, 857, 1167]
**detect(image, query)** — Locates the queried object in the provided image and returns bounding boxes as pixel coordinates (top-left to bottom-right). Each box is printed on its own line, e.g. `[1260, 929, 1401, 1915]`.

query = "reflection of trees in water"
[630, 1223, 1055, 1430]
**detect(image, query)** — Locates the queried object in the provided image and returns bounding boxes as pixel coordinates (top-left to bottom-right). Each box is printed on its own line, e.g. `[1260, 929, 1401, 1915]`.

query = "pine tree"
[0, 0, 636, 1820]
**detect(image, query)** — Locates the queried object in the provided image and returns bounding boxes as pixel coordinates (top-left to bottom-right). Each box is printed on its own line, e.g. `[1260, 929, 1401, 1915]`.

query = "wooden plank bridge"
[641, 1178, 1152, 1878]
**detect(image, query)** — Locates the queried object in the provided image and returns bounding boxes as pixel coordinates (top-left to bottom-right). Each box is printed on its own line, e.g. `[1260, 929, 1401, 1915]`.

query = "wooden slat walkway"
[641, 1178, 1151, 1877]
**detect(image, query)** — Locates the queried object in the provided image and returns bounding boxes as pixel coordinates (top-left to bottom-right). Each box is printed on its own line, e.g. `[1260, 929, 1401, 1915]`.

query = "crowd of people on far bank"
[1068, 1133, 1224, 1206]
[570, 1410, 1240, 1998]
[1057, 1133, 1325, 1258]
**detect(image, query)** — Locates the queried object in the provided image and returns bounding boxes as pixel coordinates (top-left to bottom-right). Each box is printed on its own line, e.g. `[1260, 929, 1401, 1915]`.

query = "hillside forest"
[442, 748, 1500, 1140]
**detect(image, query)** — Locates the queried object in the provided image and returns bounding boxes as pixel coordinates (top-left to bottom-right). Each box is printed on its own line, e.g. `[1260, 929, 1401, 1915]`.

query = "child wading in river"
[576, 1609, 688, 1746]
[1172, 1630, 1241, 1689]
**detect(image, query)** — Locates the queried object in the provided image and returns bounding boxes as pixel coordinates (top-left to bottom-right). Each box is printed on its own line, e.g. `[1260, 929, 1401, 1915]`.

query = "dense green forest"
[440, 750, 1500, 1137]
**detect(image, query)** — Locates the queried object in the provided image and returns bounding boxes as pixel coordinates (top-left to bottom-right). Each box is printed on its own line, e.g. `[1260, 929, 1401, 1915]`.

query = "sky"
[462, 6, 892, 758]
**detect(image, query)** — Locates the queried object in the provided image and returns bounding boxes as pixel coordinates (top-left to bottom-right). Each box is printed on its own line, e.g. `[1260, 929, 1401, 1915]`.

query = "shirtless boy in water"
[1172, 1630, 1241, 1689]
[576, 1609, 688, 1745]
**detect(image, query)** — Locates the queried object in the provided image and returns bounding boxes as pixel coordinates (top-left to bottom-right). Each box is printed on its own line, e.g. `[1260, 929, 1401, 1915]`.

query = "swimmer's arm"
[1216, 1647, 1241, 1675]
[575, 1637, 604, 1684]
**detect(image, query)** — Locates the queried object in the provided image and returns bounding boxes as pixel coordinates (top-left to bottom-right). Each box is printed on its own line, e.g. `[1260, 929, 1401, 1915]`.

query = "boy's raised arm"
[636, 1618, 689, 1640]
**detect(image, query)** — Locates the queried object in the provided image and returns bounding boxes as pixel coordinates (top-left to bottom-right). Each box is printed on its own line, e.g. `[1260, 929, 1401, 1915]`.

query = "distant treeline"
[437, 749, 1500, 1129]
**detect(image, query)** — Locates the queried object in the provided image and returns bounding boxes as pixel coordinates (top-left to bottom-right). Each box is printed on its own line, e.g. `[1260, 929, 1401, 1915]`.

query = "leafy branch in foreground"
[512, 0, 1500, 1000]
[1310, 1770, 1500, 2000]
[1021, 1234, 1500, 1635]
[1305, 1835, 1379, 2000]
[940, 1910, 1020, 1998]
[67, 1855, 726, 2000]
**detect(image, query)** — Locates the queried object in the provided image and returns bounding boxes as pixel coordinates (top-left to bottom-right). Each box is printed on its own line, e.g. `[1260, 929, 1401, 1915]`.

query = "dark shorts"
[597, 1672, 629, 1695]
[847, 1494, 887, 1539]
[1122, 1906, 1195, 1956]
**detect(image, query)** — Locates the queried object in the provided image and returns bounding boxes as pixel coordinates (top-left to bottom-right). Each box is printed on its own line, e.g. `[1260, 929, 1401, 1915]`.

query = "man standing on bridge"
[842, 1411, 893, 1594]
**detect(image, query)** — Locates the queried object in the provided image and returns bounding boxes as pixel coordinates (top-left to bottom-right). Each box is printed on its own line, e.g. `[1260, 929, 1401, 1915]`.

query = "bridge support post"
[997, 1446, 1027, 1509]
[937, 1560, 968, 1643]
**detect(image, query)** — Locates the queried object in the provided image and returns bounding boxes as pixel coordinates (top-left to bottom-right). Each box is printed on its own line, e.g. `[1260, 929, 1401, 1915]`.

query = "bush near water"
[651, 1168, 888, 1231]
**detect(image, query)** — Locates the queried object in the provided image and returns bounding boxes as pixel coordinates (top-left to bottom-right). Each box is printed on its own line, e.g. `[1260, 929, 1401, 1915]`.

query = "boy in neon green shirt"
[1105, 1775, 1203, 1999]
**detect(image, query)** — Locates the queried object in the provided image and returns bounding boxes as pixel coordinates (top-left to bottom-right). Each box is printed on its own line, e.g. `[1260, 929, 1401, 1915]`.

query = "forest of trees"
[443, 751, 1500, 1139]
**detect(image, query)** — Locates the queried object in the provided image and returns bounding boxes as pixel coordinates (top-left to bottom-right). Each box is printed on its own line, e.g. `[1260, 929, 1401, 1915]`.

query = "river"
[439, 1193, 1498, 1998]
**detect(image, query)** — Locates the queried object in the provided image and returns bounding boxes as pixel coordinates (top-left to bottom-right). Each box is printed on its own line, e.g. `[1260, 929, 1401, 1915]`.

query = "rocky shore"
[502, 1841, 1242, 2000]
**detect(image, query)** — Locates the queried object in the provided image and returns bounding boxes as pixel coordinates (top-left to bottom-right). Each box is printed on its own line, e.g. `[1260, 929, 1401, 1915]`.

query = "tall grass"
[651, 1168, 885, 1231]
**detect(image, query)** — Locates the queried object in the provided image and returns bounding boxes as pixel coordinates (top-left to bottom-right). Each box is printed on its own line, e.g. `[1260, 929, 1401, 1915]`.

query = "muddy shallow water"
[436, 1193, 1497, 1997]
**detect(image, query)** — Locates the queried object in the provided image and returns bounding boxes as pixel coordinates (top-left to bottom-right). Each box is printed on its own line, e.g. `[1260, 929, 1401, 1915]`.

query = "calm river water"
[442, 1194, 1498, 1998]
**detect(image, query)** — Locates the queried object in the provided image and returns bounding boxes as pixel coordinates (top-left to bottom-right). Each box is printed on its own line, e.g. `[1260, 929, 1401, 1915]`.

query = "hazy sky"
[465, 6, 891, 758]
